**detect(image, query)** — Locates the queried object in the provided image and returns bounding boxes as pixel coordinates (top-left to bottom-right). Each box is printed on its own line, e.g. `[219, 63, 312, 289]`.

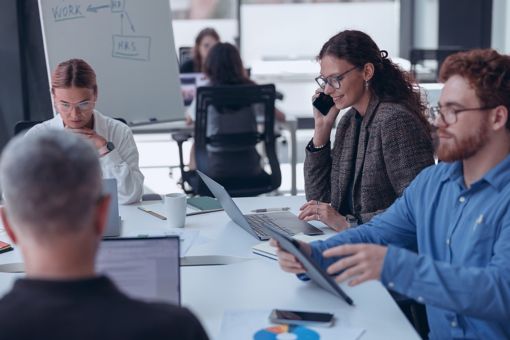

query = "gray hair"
[0, 130, 102, 236]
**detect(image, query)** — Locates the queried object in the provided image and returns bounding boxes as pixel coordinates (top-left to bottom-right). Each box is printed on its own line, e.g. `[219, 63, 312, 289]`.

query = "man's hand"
[66, 128, 107, 150]
[298, 200, 349, 232]
[323, 244, 387, 286]
[270, 238, 311, 274]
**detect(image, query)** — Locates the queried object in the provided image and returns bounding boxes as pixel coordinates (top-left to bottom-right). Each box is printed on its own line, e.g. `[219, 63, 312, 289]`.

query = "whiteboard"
[38, 0, 185, 125]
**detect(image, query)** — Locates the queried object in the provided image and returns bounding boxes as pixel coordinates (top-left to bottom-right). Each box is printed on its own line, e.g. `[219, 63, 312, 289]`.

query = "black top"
[342, 112, 363, 217]
[0, 276, 209, 340]
[180, 59, 198, 73]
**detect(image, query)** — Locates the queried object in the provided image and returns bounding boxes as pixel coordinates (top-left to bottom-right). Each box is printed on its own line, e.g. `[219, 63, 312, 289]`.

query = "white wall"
[172, 19, 238, 50]
[240, 2, 400, 66]
[413, 0, 438, 49]
[491, 0, 510, 53]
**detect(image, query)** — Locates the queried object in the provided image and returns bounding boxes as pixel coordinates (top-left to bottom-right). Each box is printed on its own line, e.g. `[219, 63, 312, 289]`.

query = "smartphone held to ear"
[313, 93, 335, 116]
[269, 309, 334, 327]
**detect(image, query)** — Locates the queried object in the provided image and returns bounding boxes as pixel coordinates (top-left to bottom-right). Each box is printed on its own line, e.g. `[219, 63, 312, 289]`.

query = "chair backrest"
[193, 84, 281, 197]
[14, 120, 42, 135]
[179, 46, 193, 67]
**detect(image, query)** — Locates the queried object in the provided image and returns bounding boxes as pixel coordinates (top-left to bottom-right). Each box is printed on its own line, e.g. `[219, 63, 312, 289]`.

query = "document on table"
[163, 228, 199, 257]
[218, 310, 365, 340]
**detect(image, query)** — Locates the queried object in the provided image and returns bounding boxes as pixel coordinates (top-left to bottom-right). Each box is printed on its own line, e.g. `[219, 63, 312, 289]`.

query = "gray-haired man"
[0, 130, 208, 340]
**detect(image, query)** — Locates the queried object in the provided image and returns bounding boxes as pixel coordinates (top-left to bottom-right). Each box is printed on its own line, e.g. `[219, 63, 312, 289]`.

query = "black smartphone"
[269, 309, 334, 327]
[312, 93, 335, 116]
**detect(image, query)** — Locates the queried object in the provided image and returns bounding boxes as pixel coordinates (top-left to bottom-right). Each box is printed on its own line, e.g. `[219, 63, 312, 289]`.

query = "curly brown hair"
[318, 30, 429, 131]
[439, 49, 510, 130]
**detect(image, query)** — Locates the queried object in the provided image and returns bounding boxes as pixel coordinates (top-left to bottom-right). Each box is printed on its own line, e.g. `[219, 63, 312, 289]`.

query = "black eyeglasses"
[427, 105, 497, 125]
[315, 66, 358, 90]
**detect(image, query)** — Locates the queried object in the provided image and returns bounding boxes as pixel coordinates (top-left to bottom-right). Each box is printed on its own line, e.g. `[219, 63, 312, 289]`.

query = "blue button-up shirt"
[309, 155, 510, 339]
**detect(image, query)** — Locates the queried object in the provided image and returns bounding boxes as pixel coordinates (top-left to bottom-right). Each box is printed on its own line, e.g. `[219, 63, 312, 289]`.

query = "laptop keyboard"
[246, 214, 295, 239]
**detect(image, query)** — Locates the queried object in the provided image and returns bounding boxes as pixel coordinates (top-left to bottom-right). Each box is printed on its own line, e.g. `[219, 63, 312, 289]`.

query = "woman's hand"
[66, 127, 107, 150]
[312, 89, 340, 146]
[298, 200, 349, 232]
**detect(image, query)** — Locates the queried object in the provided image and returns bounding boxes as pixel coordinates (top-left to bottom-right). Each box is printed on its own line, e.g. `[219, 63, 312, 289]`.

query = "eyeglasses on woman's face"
[315, 66, 358, 90]
[55, 100, 95, 114]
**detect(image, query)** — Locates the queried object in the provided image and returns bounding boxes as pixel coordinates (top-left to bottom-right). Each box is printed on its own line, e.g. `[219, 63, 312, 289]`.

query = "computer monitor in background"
[96, 236, 181, 305]
[180, 73, 208, 107]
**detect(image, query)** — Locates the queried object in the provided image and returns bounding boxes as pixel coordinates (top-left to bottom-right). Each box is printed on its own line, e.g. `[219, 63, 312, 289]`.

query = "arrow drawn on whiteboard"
[87, 4, 110, 13]
[124, 11, 136, 32]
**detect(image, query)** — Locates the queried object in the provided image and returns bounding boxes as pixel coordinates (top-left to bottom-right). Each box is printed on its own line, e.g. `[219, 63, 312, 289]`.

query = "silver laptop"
[196, 170, 323, 241]
[103, 178, 121, 237]
[96, 236, 180, 304]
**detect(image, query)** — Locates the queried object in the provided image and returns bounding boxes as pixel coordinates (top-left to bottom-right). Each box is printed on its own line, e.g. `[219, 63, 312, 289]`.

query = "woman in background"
[180, 27, 220, 73]
[300, 30, 434, 231]
[187, 42, 286, 123]
[186, 42, 285, 169]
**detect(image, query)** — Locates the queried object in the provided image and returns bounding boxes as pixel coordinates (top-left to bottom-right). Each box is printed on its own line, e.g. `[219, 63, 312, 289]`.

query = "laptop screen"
[96, 236, 180, 305]
[180, 73, 208, 107]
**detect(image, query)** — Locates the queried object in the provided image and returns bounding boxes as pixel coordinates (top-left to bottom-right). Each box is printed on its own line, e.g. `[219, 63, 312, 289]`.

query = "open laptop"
[180, 73, 208, 107]
[102, 178, 121, 237]
[96, 236, 180, 304]
[197, 170, 323, 241]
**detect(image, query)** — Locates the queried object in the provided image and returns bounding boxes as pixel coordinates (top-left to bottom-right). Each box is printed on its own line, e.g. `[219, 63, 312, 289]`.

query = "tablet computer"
[264, 225, 354, 306]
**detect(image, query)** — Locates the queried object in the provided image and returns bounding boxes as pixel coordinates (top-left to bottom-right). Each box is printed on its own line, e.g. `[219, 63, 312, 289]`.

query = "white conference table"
[0, 195, 419, 339]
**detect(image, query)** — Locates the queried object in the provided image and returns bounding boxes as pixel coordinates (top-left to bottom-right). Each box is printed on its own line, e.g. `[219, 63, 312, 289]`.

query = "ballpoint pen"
[251, 207, 291, 213]
[137, 206, 167, 220]
[186, 208, 224, 216]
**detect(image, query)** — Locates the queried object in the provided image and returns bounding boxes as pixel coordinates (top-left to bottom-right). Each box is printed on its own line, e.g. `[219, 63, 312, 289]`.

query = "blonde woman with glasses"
[26, 58, 144, 204]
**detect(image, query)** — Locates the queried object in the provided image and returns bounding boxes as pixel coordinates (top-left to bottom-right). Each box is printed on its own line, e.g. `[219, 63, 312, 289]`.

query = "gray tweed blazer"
[304, 95, 435, 224]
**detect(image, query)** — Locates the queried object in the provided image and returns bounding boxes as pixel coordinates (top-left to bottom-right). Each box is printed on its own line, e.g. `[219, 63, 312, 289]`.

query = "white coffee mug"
[164, 193, 187, 228]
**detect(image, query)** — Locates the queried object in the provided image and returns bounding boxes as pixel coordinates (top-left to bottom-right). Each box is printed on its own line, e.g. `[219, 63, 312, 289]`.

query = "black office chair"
[177, 84, 282, 197]
[14, 120, 43, 135]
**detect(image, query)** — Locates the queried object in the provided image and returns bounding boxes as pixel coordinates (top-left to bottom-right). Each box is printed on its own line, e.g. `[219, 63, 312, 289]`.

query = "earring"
[364, 80, 369, 89]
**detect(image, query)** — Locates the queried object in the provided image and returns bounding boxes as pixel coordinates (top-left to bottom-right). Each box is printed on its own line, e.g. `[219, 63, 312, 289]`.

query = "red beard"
[437, 121, 489, 162]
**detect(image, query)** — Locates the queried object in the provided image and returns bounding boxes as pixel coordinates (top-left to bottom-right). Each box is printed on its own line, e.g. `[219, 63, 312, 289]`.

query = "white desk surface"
[0, 196, 418, 339]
